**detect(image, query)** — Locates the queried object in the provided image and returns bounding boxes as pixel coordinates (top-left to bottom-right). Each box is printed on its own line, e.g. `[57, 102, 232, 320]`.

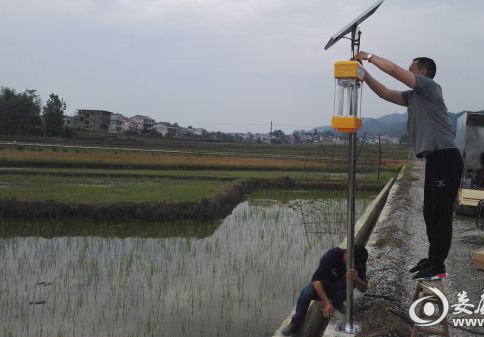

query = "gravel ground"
[352, 160, 484, 337]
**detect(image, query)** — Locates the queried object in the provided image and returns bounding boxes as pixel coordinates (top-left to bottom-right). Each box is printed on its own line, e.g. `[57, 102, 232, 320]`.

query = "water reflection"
[0, 197, 371, 337]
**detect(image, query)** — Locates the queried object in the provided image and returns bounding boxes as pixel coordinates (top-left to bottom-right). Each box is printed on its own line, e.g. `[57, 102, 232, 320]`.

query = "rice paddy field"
[0, 192, 373, 337]
[0, 141, 406, 173]
[0, 140, 407, 205]
[0, 139, 406, 336]
[0, 175, 229, 203]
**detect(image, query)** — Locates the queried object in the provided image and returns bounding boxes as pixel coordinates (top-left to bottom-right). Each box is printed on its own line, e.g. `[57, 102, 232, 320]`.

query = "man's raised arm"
[362, 70, 407, 106]
[355, 51, 416, 89]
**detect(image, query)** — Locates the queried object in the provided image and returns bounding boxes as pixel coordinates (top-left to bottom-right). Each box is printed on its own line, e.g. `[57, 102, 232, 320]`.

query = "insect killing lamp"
[324, 0, 384, 334]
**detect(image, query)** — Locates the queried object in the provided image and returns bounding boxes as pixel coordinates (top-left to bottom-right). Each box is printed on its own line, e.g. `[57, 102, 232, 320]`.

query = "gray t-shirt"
[401, 75, 456, 158]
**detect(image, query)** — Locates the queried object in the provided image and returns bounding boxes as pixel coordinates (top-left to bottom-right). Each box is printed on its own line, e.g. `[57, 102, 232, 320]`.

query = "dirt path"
[353, 160, 484, 336]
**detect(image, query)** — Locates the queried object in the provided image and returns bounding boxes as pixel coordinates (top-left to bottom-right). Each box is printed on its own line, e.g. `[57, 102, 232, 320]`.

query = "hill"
[315, 111, 470, 137]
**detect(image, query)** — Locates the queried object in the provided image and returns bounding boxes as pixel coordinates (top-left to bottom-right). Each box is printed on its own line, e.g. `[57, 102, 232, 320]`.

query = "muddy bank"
[0, 177, 383, 221]
[0, 218, 220, 238]
[0, 158, 399, 174]
[0, 168, 236, 181]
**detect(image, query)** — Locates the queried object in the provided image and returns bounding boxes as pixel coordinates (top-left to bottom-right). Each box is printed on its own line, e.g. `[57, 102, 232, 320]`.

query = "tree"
[0, 87, 42, 136]
[42, 94, 66, 137]
[272, 129, 285, 138]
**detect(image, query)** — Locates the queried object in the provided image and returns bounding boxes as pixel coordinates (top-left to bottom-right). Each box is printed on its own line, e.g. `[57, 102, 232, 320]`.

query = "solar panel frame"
[324, 0, 385, 50]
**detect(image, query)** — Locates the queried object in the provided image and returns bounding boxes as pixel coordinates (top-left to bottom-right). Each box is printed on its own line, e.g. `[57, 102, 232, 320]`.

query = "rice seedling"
[0, 193, 372, 337]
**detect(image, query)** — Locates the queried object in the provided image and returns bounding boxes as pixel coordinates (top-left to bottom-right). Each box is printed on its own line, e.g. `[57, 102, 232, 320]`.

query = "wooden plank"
[461, 189, 484, 200]
[459, 188, 484, 206]
[461, 200, 480, 206]
[474, 249, 484, 271]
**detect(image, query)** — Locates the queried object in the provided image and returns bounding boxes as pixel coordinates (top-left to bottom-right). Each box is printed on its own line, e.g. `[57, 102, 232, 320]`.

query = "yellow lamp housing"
[334, 60, 364, 80]
[331, 60, 364, 133]
[331, 115, 362, 133]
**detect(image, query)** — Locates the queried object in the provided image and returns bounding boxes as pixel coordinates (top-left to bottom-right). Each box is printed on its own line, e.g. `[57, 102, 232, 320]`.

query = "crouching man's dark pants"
[291, 280, 345, 324]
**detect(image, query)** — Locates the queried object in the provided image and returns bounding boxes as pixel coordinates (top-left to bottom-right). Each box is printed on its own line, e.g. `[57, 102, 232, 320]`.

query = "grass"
[0, 148, 326, 170]
[400, 162, 419, 182]
[0, 175, 229, 203]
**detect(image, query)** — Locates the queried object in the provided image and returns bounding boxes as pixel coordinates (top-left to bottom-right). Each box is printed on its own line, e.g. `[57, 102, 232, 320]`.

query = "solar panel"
[324, 0, 384, 50]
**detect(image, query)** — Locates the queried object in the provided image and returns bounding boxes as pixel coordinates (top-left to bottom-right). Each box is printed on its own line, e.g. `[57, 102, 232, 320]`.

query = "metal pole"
[345, 131, 357, 332]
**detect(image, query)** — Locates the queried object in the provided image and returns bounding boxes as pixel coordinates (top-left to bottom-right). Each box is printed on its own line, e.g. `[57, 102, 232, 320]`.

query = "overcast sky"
[1, 0, 483, 133]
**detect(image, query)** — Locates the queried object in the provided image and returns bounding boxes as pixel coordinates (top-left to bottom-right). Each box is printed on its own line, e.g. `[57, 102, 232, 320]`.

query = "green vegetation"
[0, 166, 397, 182]
[0, 140, 408, 220]
[400, 162, 419, 182]
[42, 94, 67, 137]
[0, 218, 219, 238]
[0, 87, 42, 136]
[0, 175, 228, 203]
[0, 87, 69, 137]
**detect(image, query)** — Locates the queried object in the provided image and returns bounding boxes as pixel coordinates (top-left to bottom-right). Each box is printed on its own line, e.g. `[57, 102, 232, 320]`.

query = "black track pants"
[423, 148, 463, 265]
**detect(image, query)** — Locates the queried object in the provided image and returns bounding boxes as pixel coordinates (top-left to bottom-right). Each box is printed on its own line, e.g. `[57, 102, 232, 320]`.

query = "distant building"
[300, 134, 314, 143]
[187, 126, 204, 136]
[73, 110, 112, 131]
[229, 132, 250, 141]
[131, 115, 155, 131]
[380, 135, 400, 144]
[63, 115, 74, 127]
[253, 133, 270, 143]
[109, 113, 124, 133]
[122, 117, 133, 133]
[152, 122, 170, 136]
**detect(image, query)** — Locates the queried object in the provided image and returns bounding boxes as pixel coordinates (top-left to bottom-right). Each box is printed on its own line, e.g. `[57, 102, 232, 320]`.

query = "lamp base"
[334, 320, 361, 335]
[331, 116, 362, 133]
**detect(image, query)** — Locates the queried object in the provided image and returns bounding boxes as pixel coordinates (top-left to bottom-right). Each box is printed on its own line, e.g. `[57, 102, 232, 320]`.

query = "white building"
[130, 115, 155, 131]
[254, 133, 271, 143]
[109, 113, 124, 133]
[187, 126, 204, 136]
[152, 122, 170, 136]
[122, 117, 133, 132]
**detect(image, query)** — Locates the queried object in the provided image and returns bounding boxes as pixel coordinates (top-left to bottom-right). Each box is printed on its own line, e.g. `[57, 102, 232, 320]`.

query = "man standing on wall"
[354, 52, 463, 280]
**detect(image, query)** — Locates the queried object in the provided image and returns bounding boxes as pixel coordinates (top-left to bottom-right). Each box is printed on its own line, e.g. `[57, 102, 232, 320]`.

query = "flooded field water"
[0, 194, 372, 337]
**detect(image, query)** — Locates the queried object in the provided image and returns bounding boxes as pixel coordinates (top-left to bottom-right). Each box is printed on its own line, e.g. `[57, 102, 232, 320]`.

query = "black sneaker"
[412, 262, 447, 280]
[281, 321, 300, 336]
[409, 258, 429, 273]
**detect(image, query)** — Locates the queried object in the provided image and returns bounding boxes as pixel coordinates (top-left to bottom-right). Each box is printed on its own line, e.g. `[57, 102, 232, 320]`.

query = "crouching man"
[281, 245, 368, 336]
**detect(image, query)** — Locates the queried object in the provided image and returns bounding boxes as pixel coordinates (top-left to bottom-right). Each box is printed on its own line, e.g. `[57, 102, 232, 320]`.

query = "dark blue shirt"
[310, 247, 367, 283]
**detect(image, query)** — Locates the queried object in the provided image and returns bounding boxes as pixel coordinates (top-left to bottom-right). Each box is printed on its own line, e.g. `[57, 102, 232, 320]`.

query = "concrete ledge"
[273, 303, 328, 337]
[272, 177, 397, 337]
